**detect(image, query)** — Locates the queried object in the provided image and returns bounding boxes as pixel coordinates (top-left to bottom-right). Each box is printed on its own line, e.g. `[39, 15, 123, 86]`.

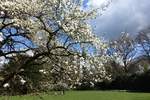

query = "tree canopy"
[0, 0, 109, 95]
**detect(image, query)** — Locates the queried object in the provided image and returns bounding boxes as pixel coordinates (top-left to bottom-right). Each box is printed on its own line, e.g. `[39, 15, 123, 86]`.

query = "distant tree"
[109, 33, 136, 73]
[135, 29, 150, 64]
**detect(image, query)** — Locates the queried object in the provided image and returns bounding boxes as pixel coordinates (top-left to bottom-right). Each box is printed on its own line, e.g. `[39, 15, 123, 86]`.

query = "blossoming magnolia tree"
[0, 0, 110, 94]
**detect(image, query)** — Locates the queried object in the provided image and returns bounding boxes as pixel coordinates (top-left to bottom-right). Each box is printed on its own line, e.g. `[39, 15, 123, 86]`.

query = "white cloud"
[88, 0, 150, 39]
[87, 0, 107, 7]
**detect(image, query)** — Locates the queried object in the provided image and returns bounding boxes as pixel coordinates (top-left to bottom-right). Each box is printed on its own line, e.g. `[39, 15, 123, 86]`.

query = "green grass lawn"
[1, 91, 150, 100]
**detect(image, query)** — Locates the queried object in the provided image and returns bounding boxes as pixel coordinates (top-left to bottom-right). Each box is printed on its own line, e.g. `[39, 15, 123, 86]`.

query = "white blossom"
[75, 70, 78, 74]
[26, 50, 34, 57]
[20, 69, 24, 72]
[0, 11, 5, 15]
[90, 82, 94, 87]
[3, 83, 10, 88]
[0, 32, 3, 42]
[20, 79, 26, 85]
[39, 69, 47, 74]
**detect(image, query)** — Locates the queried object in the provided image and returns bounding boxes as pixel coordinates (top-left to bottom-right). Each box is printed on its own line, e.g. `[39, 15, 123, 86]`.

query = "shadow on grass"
[127, 90, 150, 93]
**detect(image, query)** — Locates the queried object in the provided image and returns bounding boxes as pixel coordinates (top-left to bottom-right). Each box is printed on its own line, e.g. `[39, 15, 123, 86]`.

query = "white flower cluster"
[39, 69, 47, 74]
[0, 0, 107, 52]
[0, 32, 3, 42]
[3, 83, 10, 88]
[64, 54, 111, 83]
[20, 78, 26, 85]
[0, 0, 111, 85]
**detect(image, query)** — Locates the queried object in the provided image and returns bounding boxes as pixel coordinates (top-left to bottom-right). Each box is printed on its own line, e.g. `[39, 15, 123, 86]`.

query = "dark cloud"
[90, 0, 150, 40]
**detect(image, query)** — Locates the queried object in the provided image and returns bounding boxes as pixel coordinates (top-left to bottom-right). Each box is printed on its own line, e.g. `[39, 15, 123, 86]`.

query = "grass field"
[1, 91, 150, 100]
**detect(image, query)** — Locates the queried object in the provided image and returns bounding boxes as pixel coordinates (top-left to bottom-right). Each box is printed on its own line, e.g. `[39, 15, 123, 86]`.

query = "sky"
[84, 0, 150, 40]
